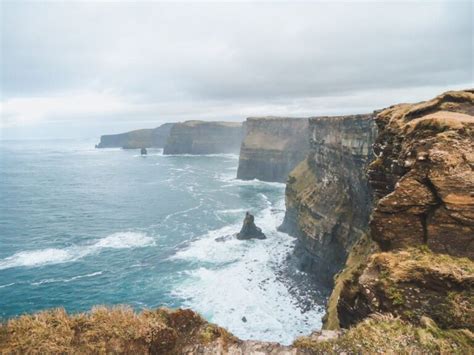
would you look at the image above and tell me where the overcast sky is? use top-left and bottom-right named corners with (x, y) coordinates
top-left (1, 0), bottom-right (472, 139)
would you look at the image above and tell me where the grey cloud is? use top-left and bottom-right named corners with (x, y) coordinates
top-left (0, 0), bottom-right (472, 138)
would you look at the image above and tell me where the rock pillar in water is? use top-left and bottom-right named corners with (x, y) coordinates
top-left (237, 212), bottom-right (266, 240)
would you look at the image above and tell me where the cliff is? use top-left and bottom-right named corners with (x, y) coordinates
top-left (96, 123), bottom-right (174, 149)
top-left (163, 121), bottom-right (244, 155)
top-left (3, 91), bottom-right (473, 354)
top-left (280, 114), bottom-right (376, 285)
top-left (325, 90), bottom-right (474, 334)
top-left (236, 117), bottom-right (309, 182)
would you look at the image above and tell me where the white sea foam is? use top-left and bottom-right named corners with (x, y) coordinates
top-left (217, 173), bottom-right (286, 189)
top-left (215, 208), bottom-right (247, 215)
top-left (31, 271), bottom-right (103, 286)
top-left (0, 282), bottom-right (15, 289)
top-left (0, 232), bottom-right (155, 270)
top-left (171, 198), bottom-right (324, 345)
top-left (92, 232), bottom-right (154, 249)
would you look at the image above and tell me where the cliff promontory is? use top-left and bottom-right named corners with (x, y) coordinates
top-left (163, 121), bottom-right (244, 155)
top-left (96, 123), bottom-right (174, 149)
top-left (324, 90), bottom-right (474, 334)
top-left (280, 114), bottom-right (376, 285)
top-left (237, 117), bottom-right (309, 182)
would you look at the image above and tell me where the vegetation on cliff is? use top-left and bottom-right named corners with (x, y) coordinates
top-left (281, 114), bottom-right (376, 285)
top-left (295, 314), bottom-right (473, 354)
top-left (0, 307), bottom-right (236, 354)
top-left (323, 90), bottom-right (474, 354)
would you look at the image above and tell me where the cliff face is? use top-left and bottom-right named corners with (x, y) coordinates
top-left (328, 90), bottom-right (474, 331)
top-left (163, 121), bottom-right (244, 155)
top-left (281, 114), bottom-right (376, 285)
top-left (96, 123), bottom-right (174, 149)
top-left (236, 117), bottom-right (309, 182)
top-left (368, 91), bottom-right (474, 257)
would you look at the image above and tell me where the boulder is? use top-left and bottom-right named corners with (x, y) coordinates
top-left (141, 148), bottom-right (147, 155)
top-left (237, 212), bottom-right (266, 240)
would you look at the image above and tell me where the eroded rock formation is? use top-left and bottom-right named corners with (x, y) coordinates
top-left (96, 123), bottom-right (174, 149)
top-left (327, 90), bottom-right (474, 333)
top-left (368, 91), bottom-right (474, 257)
top-left (236, 212), bottom-right (266, 240)
top-left (163, 121), bottom-right (244, 155)
top-left (237, 117), bottom-right (309, 182)
top-left (280, 114), bottom-right (376, 285)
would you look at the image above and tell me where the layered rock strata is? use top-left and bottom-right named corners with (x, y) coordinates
top-left (281, 114), bottom-right (376, 285)
top-left (368, 91), bottom-right (474, 257)
top-left (237, 117), bottom-right (309, 182)
top-left (327, 90), bottom-right (474, 332)
top-left (163, 121), bottom-right (244, 155)
top-left (96, 123), bottom-right (174, 149)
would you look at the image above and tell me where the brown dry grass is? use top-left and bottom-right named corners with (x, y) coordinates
top-left (0, 306), bottom-right (234, 354)
top-left (295, 315), bottom-right (474, 354)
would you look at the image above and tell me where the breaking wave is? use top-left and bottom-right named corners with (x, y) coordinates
top-left (0, 232), bottom-right (155, 270)
top-left (170, 198), bottom-right (324, 345)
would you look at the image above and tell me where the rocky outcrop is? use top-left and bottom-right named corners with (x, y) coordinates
top-left (368, 90), bottom-right (474, 257)
top-left (326, 90), bottom-right (474, 332)
top-left (237, 117), bottom-right (309, 182)
top-left (236, 212), bottom-right (266, 240)
top-left (337, 248), bottom-right (474, 329)
top-left (96, 123), bottom-right (174, 149)
top-left (280, 114), bottom-right (376, 285)
top-left (163, 121), bottom-right (244, 155)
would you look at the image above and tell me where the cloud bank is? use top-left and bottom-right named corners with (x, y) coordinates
top-left (1, 1), bottom-right (472, 138)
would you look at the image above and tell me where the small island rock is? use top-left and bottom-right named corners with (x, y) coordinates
top-left (237, 212), bottom-right (266, 240)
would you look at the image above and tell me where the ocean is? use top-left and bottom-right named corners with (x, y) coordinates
top-left (0, 139), bottom-right (324, 344)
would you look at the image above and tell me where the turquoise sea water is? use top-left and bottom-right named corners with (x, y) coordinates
top-left (0, 139), bottom-right (324, 344)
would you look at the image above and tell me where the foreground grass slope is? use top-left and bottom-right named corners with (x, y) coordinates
top-left (1, 306), bottom-right (473, 354)
top-left (0, 307), bottom-right (235, 354)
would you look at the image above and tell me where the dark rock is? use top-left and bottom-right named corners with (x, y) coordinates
top-left (236, 212), bottom-right (266, 240)
top-left (241, 316), bottom-right (247, 323)
top-left (141, 148), bottom-right (147, 155)
top-left (280, 113), bottom-right (376, 286)
top-left (214, 235), bottom-right (233, 242)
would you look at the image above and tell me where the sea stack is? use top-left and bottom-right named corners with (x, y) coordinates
top-left (237, 212), bottom-right (266, 240)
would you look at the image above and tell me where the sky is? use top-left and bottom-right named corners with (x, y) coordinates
top-left (0, 0), bottom-right (472, 139)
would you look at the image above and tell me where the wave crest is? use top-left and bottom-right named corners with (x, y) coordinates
top-left (0, 232), bottom-right (155, 270)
